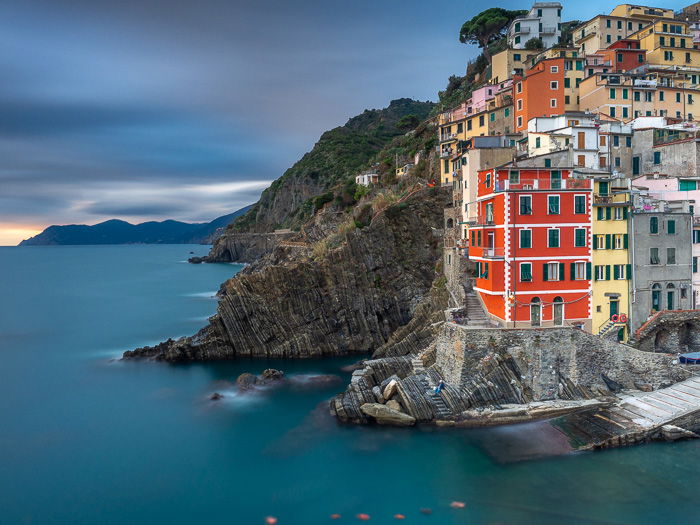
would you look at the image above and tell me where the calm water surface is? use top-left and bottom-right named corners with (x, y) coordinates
top-left (1, 245), bottom-right (698, 525)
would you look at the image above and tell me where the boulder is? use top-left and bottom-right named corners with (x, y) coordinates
top-left (360, 403), bottom-right (416, 426)
top-left (236, 373), bottom-right (259, 390)
top-left (383, 379), bottom-right (398, 400)
top-left (661, 424), bottom-right (699, 442)
top-left (372, 386), bottom-right (385, 404)
top-left (634, 381), bottom-right (653, 392)
top-left (261, 369), bottom-right (285, 381)
top-left (386, 399), bottom-right (402, 412)
top-left (209, 392), bottom-right (223, 400)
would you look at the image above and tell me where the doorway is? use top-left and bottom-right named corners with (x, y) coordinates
top-left (530, 297), bottom-right (541, 327)
top-left (553, 296), bottom-right (564, 326)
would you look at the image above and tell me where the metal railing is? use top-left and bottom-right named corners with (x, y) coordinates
top-left (494, 178), bottom-right (592, 192)
top-left (482, 247), bottom-right (505, 258)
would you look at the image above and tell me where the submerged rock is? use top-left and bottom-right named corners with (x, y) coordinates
top-left (360, 403), bottom-right (416, 426)
top-left (209, 392), bottom-right (223, 400)
top-left (235, 373), bottom-right (259, 390)
top-left (261, 369), bottom-right (285, 381)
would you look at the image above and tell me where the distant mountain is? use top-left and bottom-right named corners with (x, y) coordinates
top-left (18, 206), bottom-right (253, 246)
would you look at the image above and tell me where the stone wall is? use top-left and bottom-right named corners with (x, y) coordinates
top-left (436, 323), bottom-right (688, 399)
top-left (635, 309), bottom-right (700, 352)
top-left (443, 206), bottom-right (467, 308)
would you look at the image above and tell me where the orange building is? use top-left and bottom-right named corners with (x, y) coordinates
top-left (513, 57), bottom-right (584, 132)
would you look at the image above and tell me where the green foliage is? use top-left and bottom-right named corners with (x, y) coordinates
top-left (384, 202), bottom-right (409, 220)
top-left (313, 192), bottom-right (334, 212)
top-left (524, 37), bottom-right (544, 50)
top-left (459, 8), bottom-right (527, 60)
top-left (559, 20), bottom-right (581, 46)
top-left (396, 114), bottom-right (420, 131)
top-left (353, 183), bottom-right (371, 201)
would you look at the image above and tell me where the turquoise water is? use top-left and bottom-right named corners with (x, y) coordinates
top-left (1, 245), bottom-right (699, 525)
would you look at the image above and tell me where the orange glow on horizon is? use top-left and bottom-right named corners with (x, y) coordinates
top-left (0, 225), bottom-right (43, 246)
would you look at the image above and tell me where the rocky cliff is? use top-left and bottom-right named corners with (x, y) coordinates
top-left (124, 186), bottom-right (450, 361)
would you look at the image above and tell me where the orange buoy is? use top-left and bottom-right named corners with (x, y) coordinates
top-left (394, 514), bottom-right (406, 520)
top-left (356, 513), bottom-right (371, 521)
top-left (265, 518), bottom-right (278, 525)
top-left (330, 514), bottom-right (342, 520)
top-left (450, 501), bottom-right (466, 509)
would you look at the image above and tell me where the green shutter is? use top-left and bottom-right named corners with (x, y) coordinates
top-left (623, 234), bottom-right (629, 248)
top-left (597, 207), bottom-right (604, 220)
top-left (626, 264), bottom-right (632, 279)
top-left (543, 263), bottom-right (549, 281)
top-left (592, 235), bottom-right (598, 250)
top-left (586, 262), bottom-right (592, 280)
top-left (570, 262), bottom-right (576, 280)
top-left (605, 265), bottom-right (611, 280)
top-left (613, 265), bottom-right (620, 280)
top-left (605, 234), bottom-right (612, 250)
top-left (623, 207), bottom-right (628, 219)
top-left (606, 207), bottom-right (612, 220)
top-left (559, 263), bottom-right (565, 281)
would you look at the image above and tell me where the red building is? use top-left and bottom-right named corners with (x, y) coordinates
top-left (600, 39), bottom-right (646, 73)
top-left (467, 166), bottom-right (593, 329)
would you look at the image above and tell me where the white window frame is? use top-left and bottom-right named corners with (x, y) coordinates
top-left (517, 82), bottom-right (523, 94)
top-left (547, 228), bottom-right (560, 248)
top-left (548, 195), bottom-right (560, 215)
top-left (574, 194), bottom-right (587, 214)
top-left (574, 261), bottom-right (586, 280)
top-left (517, 116), bottom-right (523, 128)
top-left (517, 98), bottom-right (523, 111)
top-left (551, 66), bottom-right (559, 73)
top-left (614, 234), bottom-right (623, 249)
top-left (574, 228), bottom-right (587, 247)
top-left (595, 265), bottom-right (605, 280)
top-left (520, 262), bottom-right (533, 282)
top-left (615, 264), bottom-right (626, 279)
top-left (550, 98), bottom-right (558, 108)
top-left (614, 207), bottom-right (623, 220)
top-left (547, 261), bottom-right (560, 281)
top-left (594, 235), bottom-right (605, 250)
top-left (519, 195), bottom-right (533, 215)
top-left (519, 228), bottom-right (532, 248)
top-left (550, 81), bottom-right (559, 90)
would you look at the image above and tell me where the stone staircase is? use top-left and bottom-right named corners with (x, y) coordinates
top-left (410, 356), bottom-right (452, 420)
top-left (464, 292), bottom-right (492, 326)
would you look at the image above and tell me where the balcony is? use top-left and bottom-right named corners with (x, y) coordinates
top-left (440, 149), bottom-right (454, 158)
top-left (540, 26), bottom-right (557, 34)
top-left (482, 247), bottom-right (505, 259)
top-left (694, 216), bottom-right (700, 225)
top-left (494, 178), bottom-right (592, 192)
top-left (471, 216), bottom-right (496, 226)
top-left (440, 133), bottom-right (458, 143)
top-left (594, 194), bottom-right (631, 205)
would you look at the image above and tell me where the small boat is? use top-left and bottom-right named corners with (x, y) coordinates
top-left (679, 352), bottom-right (700, 364)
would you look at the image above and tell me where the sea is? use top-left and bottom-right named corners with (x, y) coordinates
top-left (1, 244), bottom-right (699, 525)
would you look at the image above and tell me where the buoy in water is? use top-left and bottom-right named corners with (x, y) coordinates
top-left (450, 501), bottom-right (466, 509)
top-left (394, 514), bottom-right (406, 520)
top-left (356, 513), bottom-right (370, 521)
top-left (419, 508), bottom-right (433, 515)
top-left (265, 518), bottom-right (278, 525)
top-left (330, 514), bottom-right (341, 520)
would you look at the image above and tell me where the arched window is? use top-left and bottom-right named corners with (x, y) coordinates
top-left (652, 283), bottom-right (662, 312)
top-left (446, 218), bottom-right (454, 229)
top-left (667, 283), bottom-right (676, 310)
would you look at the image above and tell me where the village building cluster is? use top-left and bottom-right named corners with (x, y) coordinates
top-left (440, 2), bottom-right (700, 343)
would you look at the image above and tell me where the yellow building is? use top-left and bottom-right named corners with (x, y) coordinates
top-left (491, 48), bottom-right (538, 83)
top-left (609, 4), bottom-right (674, 21)
top-left (573, 15), bottom-right (650, 54)
top-left (630, 20), bottom-right (700, 67)
top-left (591, 175), bottom-right (632, 341)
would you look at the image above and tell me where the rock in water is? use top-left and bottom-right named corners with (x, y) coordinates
top-left (209, 392), bottom-right (223, 400)
top-left (236, 373), bottom-right (259, 390)
top-left (385, 399), bottom-right (402, 412)
top-left (383, 379), bottom-right (398, 400)
top-left (261, 369), bottom-right (285, 381)
top-left (360, 403), bottom-right (416, 426)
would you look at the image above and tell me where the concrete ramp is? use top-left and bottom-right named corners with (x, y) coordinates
top-left (551, 376), bottom-right (700, 450)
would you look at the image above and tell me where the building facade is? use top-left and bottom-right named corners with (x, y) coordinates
top-left (508, 2), bottom-right (563, 50)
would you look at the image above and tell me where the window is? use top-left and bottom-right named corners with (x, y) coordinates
top-left (467, 120), bottom-right (473, 131)
top-left (626, 136), bottom-right (632, 147)
top-left (517, 82), bottom-right (522, 94)
top-left (694, 256), bottom-right (698, 273)
top-left (613, 234), bottom-right (628, 249)
top-left (564, 77), bottom-right (570, 88)
top-left (546, 262), bottom-right (560, 281)
top-left (613, 135), bottom-right (619, 147)
top-left (650, 216), bottom-right (658, 234)
top-left (485, 172), bottom-right (491, 188)
top-left (514, 53), bottom-right (521, 61)
top-left (610, 88), bottom-right (616, 99)
top-left (520, 229), bottom-right (532, 248)
top-left (477, 230), bottom-right (481, 246)
top-left (610, 107), bottom-right (616, 118)
top-left (548, 195), bottom-right (560, 214)
top-left (544, 158), bottom-right (552, 168)
top-left (509, 170), bottom-right (519, 184)
top-left (574, 195), bottom-right (586, 214)
top-left (550, 98), bottom-right (557, 108)
top-left (575, 228), bottom-right (586, 247)
top-left (551, 66), bottom-right (559, 74)
top-left (639, 53), bottom-right (645, 63)
top-left (519, 195), bottom-right (532, 215)
top-left (606, 19), bottom-right (611, 28)
top-left (668, 247), bottom-right (676, 265)
top-left (595, 265), bottom-right (606, 280)
top-left (490, 112), bottom-right (495, 122)
top-left (535, 137), bottom-right (541, 148)
top-left (600, 135), bottom-right (607, 147)
top-left (520, 263), bottom-right (532, 282)
top-left (622, 107), bottom-right (629, 119)
top-left (479, 115), bottom-right (485, 126)
top-left (550, 81), bottom-right (558, 90)
top-left (485, 203), bottom-right (494, 223)
top-left (613, 264), bottom-right (625, 280)
top-left (614, 207), bottom-right (626, 220)
top-left (653, 151), bottom-right (661, 164)
top-left (457, 122), bottom-right (463, 133)
top-left (680, 179), bottom-right (698, 191)
top-left (650, 247), bottom-right (660, 264)
top-left (515, 36), bottom-right (521, 45)
top-left (677, 92), bottom-right (682, 103)
top-left (517, 116), bottom-right (523, 128)
top-left (634, 91), bottom-right (641, 101)
top-left (617, 20), bottom-right (622, 30)
top-left (574, 262), bottom-right (587, 280)
top-left (615, 157), bottom-right (621, 167)
top-left (504, 107), bottom-right (510, 117)
top-left (668, 220), bottom-right (676, 234)
top-left (444, 160), bottom-right (449, 173)
top-left (548, 229), bottom-right (560, 248)
top-left (659, 91), bottom-right (665, 101)
top-left (617, 53), bottom-right (623, 63)
top-left (622, 89), bottom-right (628, 100)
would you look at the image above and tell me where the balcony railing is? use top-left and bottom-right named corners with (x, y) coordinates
top-left (471, 216), bottom-right (495, 226)
top-left (440, 133), bottom-right (458, 143)
top-left (440, 149), bottom-right (454, 158)
top-left (540, 26), bottom-right (557, 34)
top-left (482, 247), bottom-right (505, 259)
top-left (513, 27), bottom-right (531, 35)
top-left (493, 178), bottom-right (592, 192)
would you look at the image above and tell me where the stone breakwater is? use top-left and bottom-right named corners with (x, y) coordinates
top-left (331, 323), bottom-right (690, 427)
top-left (123, 189), bottom-right (450, 361)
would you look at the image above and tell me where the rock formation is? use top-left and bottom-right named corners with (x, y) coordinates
top-left (123, 187), bottom-right (450, 361)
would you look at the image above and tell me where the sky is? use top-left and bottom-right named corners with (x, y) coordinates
top-left (0, 0), bottom-right (690, 245)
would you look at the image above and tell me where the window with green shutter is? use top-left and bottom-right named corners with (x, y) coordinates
top-left (605, 265), bottom-right (611, 280)
top-left (599, 181), bottom-right (609, 196)
top-left (605, 234), bottom-right (612, 250)
top-left (650, 216), bottom-right (658, 234)
top-left (668, 220), bottom-right (676, 234)
top-left (548, 229), bottom-right (560, 248)
top-left (606, 207), bottom-right (612, 220)
top-left (575, 195), bottom-right (586, 214)
top-left (679, 180), bottom-right (698, 191)
top-left (626, 264), bottom-right (632, 279)
top-left (548, 195), bottom-right (560, 214)
top-left (575, 228), bottom-right (586, 247)
top-left (597, 207), bottom-right (604, 220)
top-left (521, 263), bottom-right (532, 282)
top-left (653, 151), bottom-right (661, 164)
top-left (520, 229), bottom-right (532, 248)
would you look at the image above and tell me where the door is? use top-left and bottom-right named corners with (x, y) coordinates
top-left (530, 299), bottom-right (541, 327)
top-left (578, 131), bottom-right (585, 149)
top-left (487, 232), bottom-right (494, 248)
top-left (550, 171), bottom-right (562, 189)
top-left (609, 299), bottom-right (619, 319)
top-left (668, 291), bottom-right (675, 310)
top-left (553, 298), bottom-right (564, 326)
top-left (633, 156), bottom-right (640, 175)
top-left (652, 286), bottom-right (661, 312)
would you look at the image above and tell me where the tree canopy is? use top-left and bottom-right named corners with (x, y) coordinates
top-left (524, 37), bottom-right (544, 50)
top-left (459, 8), bottom-right (527, 62)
